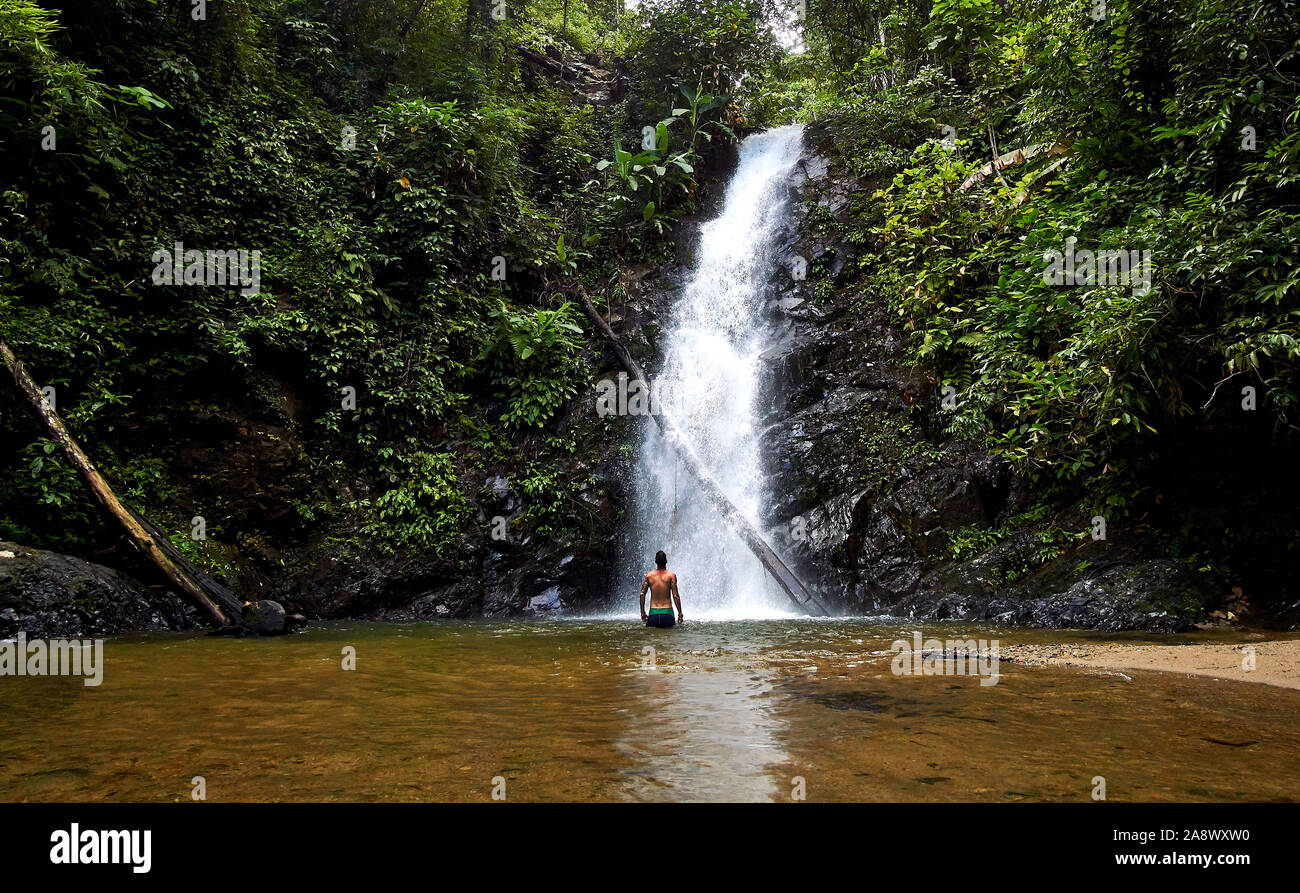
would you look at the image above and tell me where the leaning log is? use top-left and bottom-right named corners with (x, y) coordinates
top-left (579, 297), bottom-right (830, 616)
top-left (517, 44), bottom-right (569, 78)
top-left (958, 140), bottom-right (1071, 192)
top-left (0, 339), bottom-right (243, 626)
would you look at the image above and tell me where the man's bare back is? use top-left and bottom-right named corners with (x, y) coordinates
top-left (640, 551), bottom-right (682, 627)
top-left (644, 569), bottom-right (676, 608)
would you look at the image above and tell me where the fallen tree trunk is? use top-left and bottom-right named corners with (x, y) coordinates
top-left (578, 297), bottom-right (830, 616)
top-left (517, 44), bottom-right (569, 78)
top-left (959, 140), bottom-right (1071, 192)
top-left (0, 339), bottom-right (243, 627)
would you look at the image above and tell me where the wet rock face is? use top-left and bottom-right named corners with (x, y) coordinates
top-left (897, 556), bottom-right (1223, 632)
top-left (240, 338), bottom-right (626, 623)
top-left (0, 542), bottom-right (202, 638)
top-left (304, 467), bottom-right (617, 624)
top-left (751, 124), bottom-right (1227, 631)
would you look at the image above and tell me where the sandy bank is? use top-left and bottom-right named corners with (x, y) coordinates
top-left (1000, 637), bottom-right (1300, 690)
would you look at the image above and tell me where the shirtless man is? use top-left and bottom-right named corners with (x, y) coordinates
top-left (639, 550), bottom-right (683, 628)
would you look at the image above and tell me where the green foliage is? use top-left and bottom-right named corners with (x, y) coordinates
top-left (947, 504), bottom-right (1075, 575)
top-left (512, 434), bottom-right (605, 540)
top-left (626, 0), bottom-right (781, 124)
top-left (947, 523), bottom-right (1005, 562)
top-left (593, 83), bottom-right (725, 234)
top-left (790, 0), bottom-right (1300, 592)
top-left (0, 0), bottom-right (642, 561)
top-left (811, 0), bottom-right (1300, 511)
top-left (480, 300), bottom-right (587, 428)
top-left (360, 450), bottom-right (471, 553)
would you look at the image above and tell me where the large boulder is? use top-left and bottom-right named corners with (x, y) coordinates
top-left (0, 542), bottom-right (201, 638)
top-left (241, 599), bottom-right (287, 635)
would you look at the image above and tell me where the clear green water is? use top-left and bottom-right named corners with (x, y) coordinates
top-left (1, 619), bottom-right (1296, 802)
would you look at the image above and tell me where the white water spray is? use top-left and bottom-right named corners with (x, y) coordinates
top-left (622, 125), bottom-right (805, 619)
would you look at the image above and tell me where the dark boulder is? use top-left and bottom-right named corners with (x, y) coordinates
top-left (898, 555), bottom-right (1223, 632)
top-left (0, 541), bottom-right (201, 638)
top-left (241, 599), bottom-right (287, 635)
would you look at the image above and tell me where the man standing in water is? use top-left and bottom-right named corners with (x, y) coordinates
top-left (640, 550), bottom-right (683, 628)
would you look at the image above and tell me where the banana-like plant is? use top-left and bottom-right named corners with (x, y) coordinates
top-left (595, 80), bottom-right (726, 233)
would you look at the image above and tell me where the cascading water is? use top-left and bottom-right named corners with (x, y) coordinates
top-left (622, 125), bottom-right (805, 619)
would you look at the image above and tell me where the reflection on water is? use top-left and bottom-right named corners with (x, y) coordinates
top-left (0, 619), bottom-right (1296, 802)
top-left (618, 637), bottom-right (784, 801)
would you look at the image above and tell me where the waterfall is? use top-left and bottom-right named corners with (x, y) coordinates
top-left (622, 124), bottom-right (805, 619)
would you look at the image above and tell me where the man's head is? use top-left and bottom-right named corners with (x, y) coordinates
top-left (655, 550), bottom-right (667, 570)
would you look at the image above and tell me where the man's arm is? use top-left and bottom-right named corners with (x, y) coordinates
top-left (671, 574), bottom-right (683, 622)
top-left (639, 575), bottom-right (649, 622)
